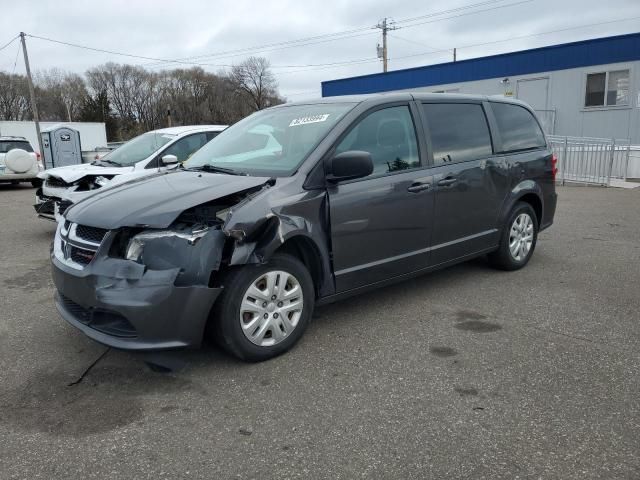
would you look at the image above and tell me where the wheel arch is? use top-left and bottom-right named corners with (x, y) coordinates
top-left (500, 180), bottom-right (544, 228)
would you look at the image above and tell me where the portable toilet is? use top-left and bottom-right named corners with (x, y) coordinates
top-left (41, 124), bottom-right (82, 169)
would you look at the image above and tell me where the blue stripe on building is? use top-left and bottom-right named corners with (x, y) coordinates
top-left (321, 32), bottom-right (640, 97)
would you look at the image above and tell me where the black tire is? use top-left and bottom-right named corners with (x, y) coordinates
top-left (210, 253), bottom-right (315, 362)
top-left (30, 179), bottom-right (42, 188)
top-left (488, 201), bottom-right (538, 271)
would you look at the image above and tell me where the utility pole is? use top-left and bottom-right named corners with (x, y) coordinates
top-left (453, 48), bottom-right (457, 62)
top-left (376, 18), bottom-right (397, 73)
top-left (20, 32), bottom-right (44, 158)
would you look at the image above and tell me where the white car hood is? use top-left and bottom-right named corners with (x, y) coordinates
top-left (39, 163), bottom-right (133, 182)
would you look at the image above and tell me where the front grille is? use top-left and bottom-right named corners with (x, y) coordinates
top-left (56, 221), bottom-right (109, 269)
top-left (69, 245), bottom-right (95, 265)
top-left (59, 294), bottom-right (137, 338)
top-left (58, 200), bottom-right (72, 216)
top-left (46, 177), bottom-right (69, 188)
top-left (75, 225), bottom-right (108, 244)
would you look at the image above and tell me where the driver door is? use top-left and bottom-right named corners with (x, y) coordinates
top-left (327, 104), bottom-right (435, 293)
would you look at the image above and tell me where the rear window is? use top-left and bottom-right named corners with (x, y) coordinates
top-left (491, 102), bottom-right (546, 152)
top-left (422, 103), bottom-right (493, 165)
top-left (0, 141), bottom-right (33, 153)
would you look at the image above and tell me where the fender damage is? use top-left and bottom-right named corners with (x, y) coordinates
top-left (53, 169), bottom-right (332, 349)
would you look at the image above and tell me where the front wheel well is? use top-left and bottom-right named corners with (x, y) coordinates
top-left (517, 193), bottom-right (542, 225)
top-left (275, 237), bottom-right (322, 298)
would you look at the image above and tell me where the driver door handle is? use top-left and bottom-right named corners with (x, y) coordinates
top-left (407, 182), bottom-right (431, 193)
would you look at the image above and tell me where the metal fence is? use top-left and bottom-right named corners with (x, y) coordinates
top-left (547, 135), bottom-right (632, 186)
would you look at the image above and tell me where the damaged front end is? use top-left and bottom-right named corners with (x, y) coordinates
top-left (51, 188), bottom-right (268, 350)
top-left (35, 174), bottom-right (114, 221)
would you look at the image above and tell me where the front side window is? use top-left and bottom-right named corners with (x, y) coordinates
top-left (335, 105), bottom-right (420, 177)
top-left (163, 133), bottom-right (209, 162)
top-left (185, 103), bottom-right (355, 176)
top-left (100, 132), bottom-right (175, 167)
top-left (491, 102), bottom-right (546, 153)
top-left (421, 103), bottom-right (492, 165)
top-left (585, 70), bottom-right (630, 107)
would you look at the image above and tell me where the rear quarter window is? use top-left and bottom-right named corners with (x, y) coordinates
top-left (0, 141), bottom-right (34, 153)
top-left (491, 102), bottom-right (546, 152)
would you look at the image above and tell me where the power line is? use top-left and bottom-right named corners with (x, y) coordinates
top-left (22, 0), bottom-right (533, 73)
top-left (26, 31), bottom-right (379, 70)
top-left (395, 0), bottom-right (533, 30)
top-left (393, 0), bottom-right (513, 24)
top-left (144, 0), bottom-right (528, 67)
top-left (276, 15), bottom-right (640, 77)
top-left (387, 33), bottom-right (442, 52)
top-left (0, 34), bottom-right (19, 53)
top-left (389, 15), bottom-right (640, 63)
top-left (26, 33), bottom-right (236, 68)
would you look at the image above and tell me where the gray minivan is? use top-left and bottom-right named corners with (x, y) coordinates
top-left (51, 93), bottom-right (557, 361)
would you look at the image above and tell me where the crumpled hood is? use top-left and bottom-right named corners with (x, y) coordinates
top-left (65, 170), bottom-right (271, 229)
top-left (38, 163), bottom-right (132, 182)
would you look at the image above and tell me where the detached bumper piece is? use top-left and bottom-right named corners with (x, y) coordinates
top-left (33, 188), bottom-right (56, 220)
top-left (34, 188), bottom-right (73, 221)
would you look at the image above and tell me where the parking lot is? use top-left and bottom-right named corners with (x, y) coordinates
top-left (0, 184), bottom-right (638, 479)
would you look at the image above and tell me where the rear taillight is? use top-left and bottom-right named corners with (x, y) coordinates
top-left (36, 152), bottom-right (41, 160)
top-left (551, 153), bottom-right (558, 181)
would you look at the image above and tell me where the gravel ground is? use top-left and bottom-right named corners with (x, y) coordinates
top-left (0, 183), bottom-right (639, 479)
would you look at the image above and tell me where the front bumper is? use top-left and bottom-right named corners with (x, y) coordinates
top-left (34, 188), bottom-right (72, 221)
top-left (51, 249), bottom-right (223, 351)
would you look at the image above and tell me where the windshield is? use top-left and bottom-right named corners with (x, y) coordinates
top-left (100, 132), bottom-right (175, 167)
top-left (184, 103), bottom-right (355, 176)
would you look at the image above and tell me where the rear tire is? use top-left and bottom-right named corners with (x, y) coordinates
top-left (210, 253), bottom-right (315, 362)
top-left (31, 179), bottom-right (42, 188)
top-left (488, 202), bottom-right (538, 271)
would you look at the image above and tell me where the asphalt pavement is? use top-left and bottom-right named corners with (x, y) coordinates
top-left (0, 183), bottom-right (639, 479)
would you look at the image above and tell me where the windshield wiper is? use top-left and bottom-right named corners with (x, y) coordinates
top-left (184, 164), bottom-right (246, 176)
top-left (96, 159), bottom-right (122, 167)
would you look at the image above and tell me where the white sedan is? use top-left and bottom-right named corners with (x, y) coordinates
top-left (35, 125), bottom-right (226, 220)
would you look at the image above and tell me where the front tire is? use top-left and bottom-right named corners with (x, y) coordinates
top-left (210, 253), bottom-right (315, 362)
top-left (488, 202), bottom-right (538, 271)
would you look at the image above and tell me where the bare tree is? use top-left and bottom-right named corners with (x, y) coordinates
top-left (0, 72), bottom-right (31, 120)
top-left (230, 57), bottom-right (281, 111)
top-left (35, 69), bottom-right (87, 121)
top-left (1, 56), bottom-right (284, 139)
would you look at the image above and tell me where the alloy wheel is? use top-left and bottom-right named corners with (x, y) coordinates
top-left (509, 213), bottom-right (534, 261)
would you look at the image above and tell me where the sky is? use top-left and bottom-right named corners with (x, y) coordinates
top-left (0, 0), bottom-right (639, 101)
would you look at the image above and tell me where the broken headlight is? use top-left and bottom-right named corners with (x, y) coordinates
top-left (93, 176), bottom-right (110, 187)
top-left (125, 227), bottom-right (210, 262)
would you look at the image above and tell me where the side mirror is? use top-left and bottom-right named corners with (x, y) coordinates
top-left (327, 151), bottom-right (373, 182)
top-left (161, 154), bottom-right (179, 165)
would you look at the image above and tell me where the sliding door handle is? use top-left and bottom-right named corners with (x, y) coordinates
top-left (437, 176), bottom-right (457, 187)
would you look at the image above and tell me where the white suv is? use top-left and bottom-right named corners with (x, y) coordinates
top-left (0, 136), bottom-right (42, 186)
top-left (35, 125), bottom-right (226, 220)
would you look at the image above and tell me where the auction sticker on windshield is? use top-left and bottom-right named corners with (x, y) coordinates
top-left (289, 114), bottom-right (330, 127)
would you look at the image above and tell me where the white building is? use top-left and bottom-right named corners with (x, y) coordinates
top-left (322, 33), bottom-right (640, 144)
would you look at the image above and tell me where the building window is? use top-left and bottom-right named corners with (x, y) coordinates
top-left (585, 70), bottom-right (630, 107)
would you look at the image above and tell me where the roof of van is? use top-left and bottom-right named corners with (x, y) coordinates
top-left (281, 91), bottom-right (531, 107)
top-left (150, 125), bottom-right (227, 135)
